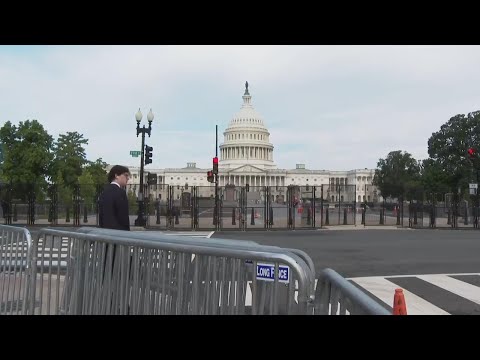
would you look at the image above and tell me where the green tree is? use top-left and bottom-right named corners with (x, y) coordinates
top-left (0, 120), bottom-right (54, 199)
top-left (78, 170), bottom-right (96, 205)
top-left (427, 111), bottom-right (480, 194)
top-left (127, 188), bottom-right (138, 214)
top-left (55, 169), bottom-right (73, 209)
top-left (373, 150), bottom-right (421, 200)
top-left (84, 158), bottom-right (108, 186)
top-left (420, 159), bottom-right (450, 195)
top-left (51, 132), bottom-right (88, 188)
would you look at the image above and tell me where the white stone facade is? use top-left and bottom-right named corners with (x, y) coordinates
top-left (118, 83), bottom-right (379, 203)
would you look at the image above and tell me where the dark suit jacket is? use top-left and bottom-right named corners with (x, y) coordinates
top-left (98, 184), bottom-right (130, 231)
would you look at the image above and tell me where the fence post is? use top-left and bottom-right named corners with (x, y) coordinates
top-left (232, 207), bottom-right (236, 225)
top-left (413, 204), bottom-right (418, 225)
top-left (343, 208), bottom-right (347, 225)
top-left (251, 207), bottom-right (255, 225)
top-left (83, 204), bottom-right (88, 223)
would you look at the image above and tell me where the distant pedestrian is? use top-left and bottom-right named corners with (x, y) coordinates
top-left (98, 165), bottom-right (130, 231)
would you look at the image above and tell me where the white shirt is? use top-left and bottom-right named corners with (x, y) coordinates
top-left (111, 181), bottom-right (121, 188)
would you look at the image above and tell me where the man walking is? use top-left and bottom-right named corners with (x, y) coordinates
top-left (99, 165), bottom-right (131, 231)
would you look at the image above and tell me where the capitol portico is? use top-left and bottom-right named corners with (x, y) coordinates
top-left (124, 82), bottom-right (379, 204)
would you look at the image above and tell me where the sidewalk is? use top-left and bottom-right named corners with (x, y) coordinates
top-left (319, 225), bottom-right (413, 230)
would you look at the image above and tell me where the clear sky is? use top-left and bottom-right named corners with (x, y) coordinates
top-left (1, 45), bottom-right (479, 171)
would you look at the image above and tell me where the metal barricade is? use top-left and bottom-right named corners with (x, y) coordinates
top-left (0, 225), bottom-right (32, 315)
top-left (75, 228), bottom-right (316, 288)
top-left (30, 228), bottom-right (314, 315)
top-left (75, 227), bottom-right (317, 306)
top-left (314, 268), bottom-right (391, 315)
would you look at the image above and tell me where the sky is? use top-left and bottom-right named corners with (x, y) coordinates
top-left (0, 45), bottom-right (479, 171)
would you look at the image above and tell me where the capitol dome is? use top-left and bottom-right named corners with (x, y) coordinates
top-left (219, 82), bottom-right (276, 169)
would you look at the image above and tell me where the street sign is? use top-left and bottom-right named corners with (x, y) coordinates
top-left (469, 183), bottom-right (478, 195)
top-left (130, 150), bottom-right (141, 157)
top-left (256, 263), bottom-right (290, 283)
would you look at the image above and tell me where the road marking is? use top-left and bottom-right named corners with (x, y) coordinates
top-left (417, 274), bottom-right (480, 305)
top-left (350, 276), bottom-right (449, 315)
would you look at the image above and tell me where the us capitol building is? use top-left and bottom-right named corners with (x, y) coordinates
top-left (123, 83), bottom-right (378, 204)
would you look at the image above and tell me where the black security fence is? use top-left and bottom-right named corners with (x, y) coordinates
top-left (2, 182), bottom-right (479, 230)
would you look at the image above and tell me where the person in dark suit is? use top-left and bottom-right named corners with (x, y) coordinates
top-left (98, 165), bottom-right (131, 314)
top-left (99, 165), bottom-right (131, 231)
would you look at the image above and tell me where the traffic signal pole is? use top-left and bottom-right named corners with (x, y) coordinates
top-left (134, 112), bottom-right (153, 227)
top-left (215, 125), bottom-right (219, 230)
top-left (468, 148), bottom-right (479, 228)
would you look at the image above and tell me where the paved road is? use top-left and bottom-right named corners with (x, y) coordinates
top-left (211, 229), bottom-right (480, 314)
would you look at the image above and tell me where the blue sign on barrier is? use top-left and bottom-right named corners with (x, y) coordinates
top-left (256, 263), bottom-right (289, 283)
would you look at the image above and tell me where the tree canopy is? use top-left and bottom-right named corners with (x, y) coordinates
top-left (427, 111), bottom-right (480, 192)
top-left (0, 120), bottom-right (110, 202)
top-left (373, 150), bottom-right (421, 199)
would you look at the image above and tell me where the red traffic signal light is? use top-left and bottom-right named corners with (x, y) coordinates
top-left (213, 156), bottom-right (219, 175)
top-left (207, 170), bottom-right (214, 183)
top-left (468, 148), bottom-right (476, 160)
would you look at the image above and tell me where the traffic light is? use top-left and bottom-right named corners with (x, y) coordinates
top-left (145, 145), bottom-right (153, 165)
top-left (207, 170), bottom-right (214, 183)
top-left (468, 148), bottom-right (476, 161)
top-left (147, 173), bottom-right (157, 186)
top-left (213, 156), bottom-right (219, 175)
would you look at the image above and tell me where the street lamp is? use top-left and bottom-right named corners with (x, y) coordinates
top-left (134, 108), bottom-right (154, 227)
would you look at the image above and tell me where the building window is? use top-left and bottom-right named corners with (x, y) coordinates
top-left (314, 179), bottom-right (317, 181)
top-left (177, 177), bottom-right (180, 180)
top-left (171, 177), bottom-right (173, 180)
top-left (186, 178), bottom-right (188, 180)
top-left (194, 178), bottom-right (196, 180)
top-left (134, 174), bottom-right (137, 179)
top-left (306, 179), bottom-right (309, 181)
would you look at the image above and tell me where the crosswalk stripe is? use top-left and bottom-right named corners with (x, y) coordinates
top-left (417, 275), bottom-right (480, 306)
top-left (350, 276), bottom-right (449, 315)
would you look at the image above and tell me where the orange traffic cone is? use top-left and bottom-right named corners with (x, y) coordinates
top-left (393, 288), bottom-right (407, 315)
